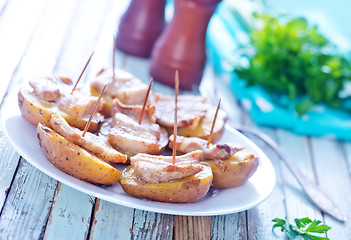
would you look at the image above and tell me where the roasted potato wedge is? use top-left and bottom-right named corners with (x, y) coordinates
top-left (18, 86), bottom-right (103, 132)
top-left (177, 107), bottom-right (227, 143)
top-left (37, 123), bottom-right (121, 185)
top-left (120, 164), bottom-right (213, 203)
top-left (91, 87), bottom-right (114, 117)
top-left (205, 149), bottom-right (258, 188)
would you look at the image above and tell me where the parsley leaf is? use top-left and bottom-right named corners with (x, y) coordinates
top-left (272, 217), bottom-right (331, 240)
top-left (233, 14), bottom-right (351, 115)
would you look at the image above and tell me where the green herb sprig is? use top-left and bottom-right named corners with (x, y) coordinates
top-left (234, 14), bottom-right (351, 115)
top-left (272, 217), bottom-right (331, 240)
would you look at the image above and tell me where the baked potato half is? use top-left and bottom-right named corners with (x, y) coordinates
top-left (90, 87), bottom-right (114, 117)
top-left (120, 164), bottom-right (213, 203)
top-left (206, 149), bottom-right (258, 188)
top-left (177, 107), bottom-right (227, 143)
top-left (18, 86), bottom-right (103, 132)
top-left (37, 123), bottom-right (121, 185)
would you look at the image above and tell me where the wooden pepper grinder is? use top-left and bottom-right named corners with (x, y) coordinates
top-left (150, 0), bottom-right (221, 90)
top-left (116, 0), bottom-right (166, 58)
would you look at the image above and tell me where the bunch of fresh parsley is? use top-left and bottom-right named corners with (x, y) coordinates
top-left (233, 14), bottom-right (351, 115)
top-left (272, 217), bottom-right (331, 240)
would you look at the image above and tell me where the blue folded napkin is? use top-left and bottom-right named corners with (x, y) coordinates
top-left (206, 2), bottom-right (351, 141)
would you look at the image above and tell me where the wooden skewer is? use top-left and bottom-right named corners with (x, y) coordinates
top-left (172, 70), bottom-right (179, 165)
top-left (207, 99), bottom-right (221, 147)
top-left (71, 52), bottom-right (94, 95)
top-left (82, 84), bottom-right (107, 137)
top-left (138, 78), bottom-right (153, 124)
top-left (112, 35), bottom-right (116, 83)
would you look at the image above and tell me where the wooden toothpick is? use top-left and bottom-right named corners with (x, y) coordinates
top-left (82, 84), bottom-right (107, 137)
top-left (207, 99), bottom-right (221, 147)
top-left (138, 78), bottom-right (153, 124)
top-left (172, 70), bottom-right (179, 165)
top-left (112, 35), bottom-right (116, 83)
top-left (71, 51), bottom-right (94, 95)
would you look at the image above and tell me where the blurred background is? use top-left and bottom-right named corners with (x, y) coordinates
top-left (262, 0), bottom-right (350, 50)
top-left (205, 0), bottom-right (351, 140)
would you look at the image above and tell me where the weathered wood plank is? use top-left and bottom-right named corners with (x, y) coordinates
top-left (174, 215), bottom-right (211, 240)
top-left (40, 0), bottom-right (127, 238)
top-left (246, 150), bottom-right (286, 239)
top-left (124, 56), bottom-right (151, 83)
top-left (210, 212), bottom-right (247, 240)
top-left (53, 0), bottom-right (112, 79)
top-left (276, 130), bottom-right (323, 221)
top-left (82, 0), bottom-right (136, 238)
top-left (240, 92), bottom-right (324, 237)
top-left (118, 28), bottom-right (177, 240)
top-left (213, 71), bottom-right (327, 239)
top-left (78, 1), bottom-right (137, 238)
top-left (1, 0), bottom-right (108, 238)
top-left (0, 0), bottom-right (48, 101)
top-left (86, 0), bottom-right (130, 79)
top-left (215, 77), bottom-right (285, 240)
top-left (208, 72), bottom-right (243, 124)
top-left (243, 118), bottom-right (286, 239)
top-left (43, 183), bottom-right (94, 240)
top-left (0, 133), bottom-right (20, 210)
top-left (131, 210), bottom-right (173, 240)
top-left (89, 199), bottom-right (134, 240)
top-left (343, 142), bottom-right (351, 184)
top-left (0, 0), bottom-right (79, 238)
top-left (123, 54), bottom-right (175, 96)
top-left (0, 159), bottom-right (57, 239)
top-left (2, 0), bottom-right (79, 100)
top-left (204, 72), bottom-right (249, 240)
top-left (311, 137), bottom-right (351, 239)
top-left (0, 0), bottom-right (9, 16)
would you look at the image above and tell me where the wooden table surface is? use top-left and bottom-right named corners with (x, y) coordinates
top-left (0, 0), bottom-right (350, 239)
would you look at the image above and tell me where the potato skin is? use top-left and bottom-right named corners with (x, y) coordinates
top-left (120, 165), bottom-right (213, 203)
top-left (205, 150), bottom-right (258, 188)
top-left (176, 108), bottom-right (227, 143)
top-left (18, 87), bottom-right (103, 132)
top-left (37, 123), bottom-right (121, 185)
top-left (90, 87), bottom-right (114, 117)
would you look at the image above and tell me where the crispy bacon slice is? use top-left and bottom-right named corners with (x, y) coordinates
top-left (130, 150), bottom-right (204, 183)
top-left (111, 98), bottom-right (156, 123)
top-left (58, 92), bottom-right (103, 118)
top-left (154, 94), bottom-right (210, 129)
top-left (29, 75), bottom-right (103, 119)
top-left (169, 135), bottom-right (244, 160)
top-left (29, 75), bottom-right (72, 102)
top-left (90, 68), bottom-right (149, 105)
top-left (108, 112), bottom-right (168, 156)
top-left (107, 99), bottom-right (168, 156)
top-left (50, 113), bottom-right (127, 163)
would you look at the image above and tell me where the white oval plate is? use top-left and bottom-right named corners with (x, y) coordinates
top-left (1, 96), bottom-right (275, 216)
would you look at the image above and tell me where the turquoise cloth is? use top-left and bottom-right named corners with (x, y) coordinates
top-left (206, 3), bottom-right (351, 141)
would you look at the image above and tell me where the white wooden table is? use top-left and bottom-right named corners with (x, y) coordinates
top-left (0, 0), bottom-right (350, 239)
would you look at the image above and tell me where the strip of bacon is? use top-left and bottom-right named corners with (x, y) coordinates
top-left (108, 112), bottom-right (168, 156)
top-left (154, 94), bottom-right (211, 129)
top-left (50, 113), bottom-right (127, 163)
top-left (169, 135), bottom-right (244, 160)
top-left (29, 75), bottom-right (72, 102)
top-left (130, 150), bottom-right (204, 183)
top-left (91, 68), bottom-right (149, 105)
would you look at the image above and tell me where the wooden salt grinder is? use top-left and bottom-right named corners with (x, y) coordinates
top-left (116, 0), bottom-right (167, 58)
top-left (150, 0), bottom-right (221, 90)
